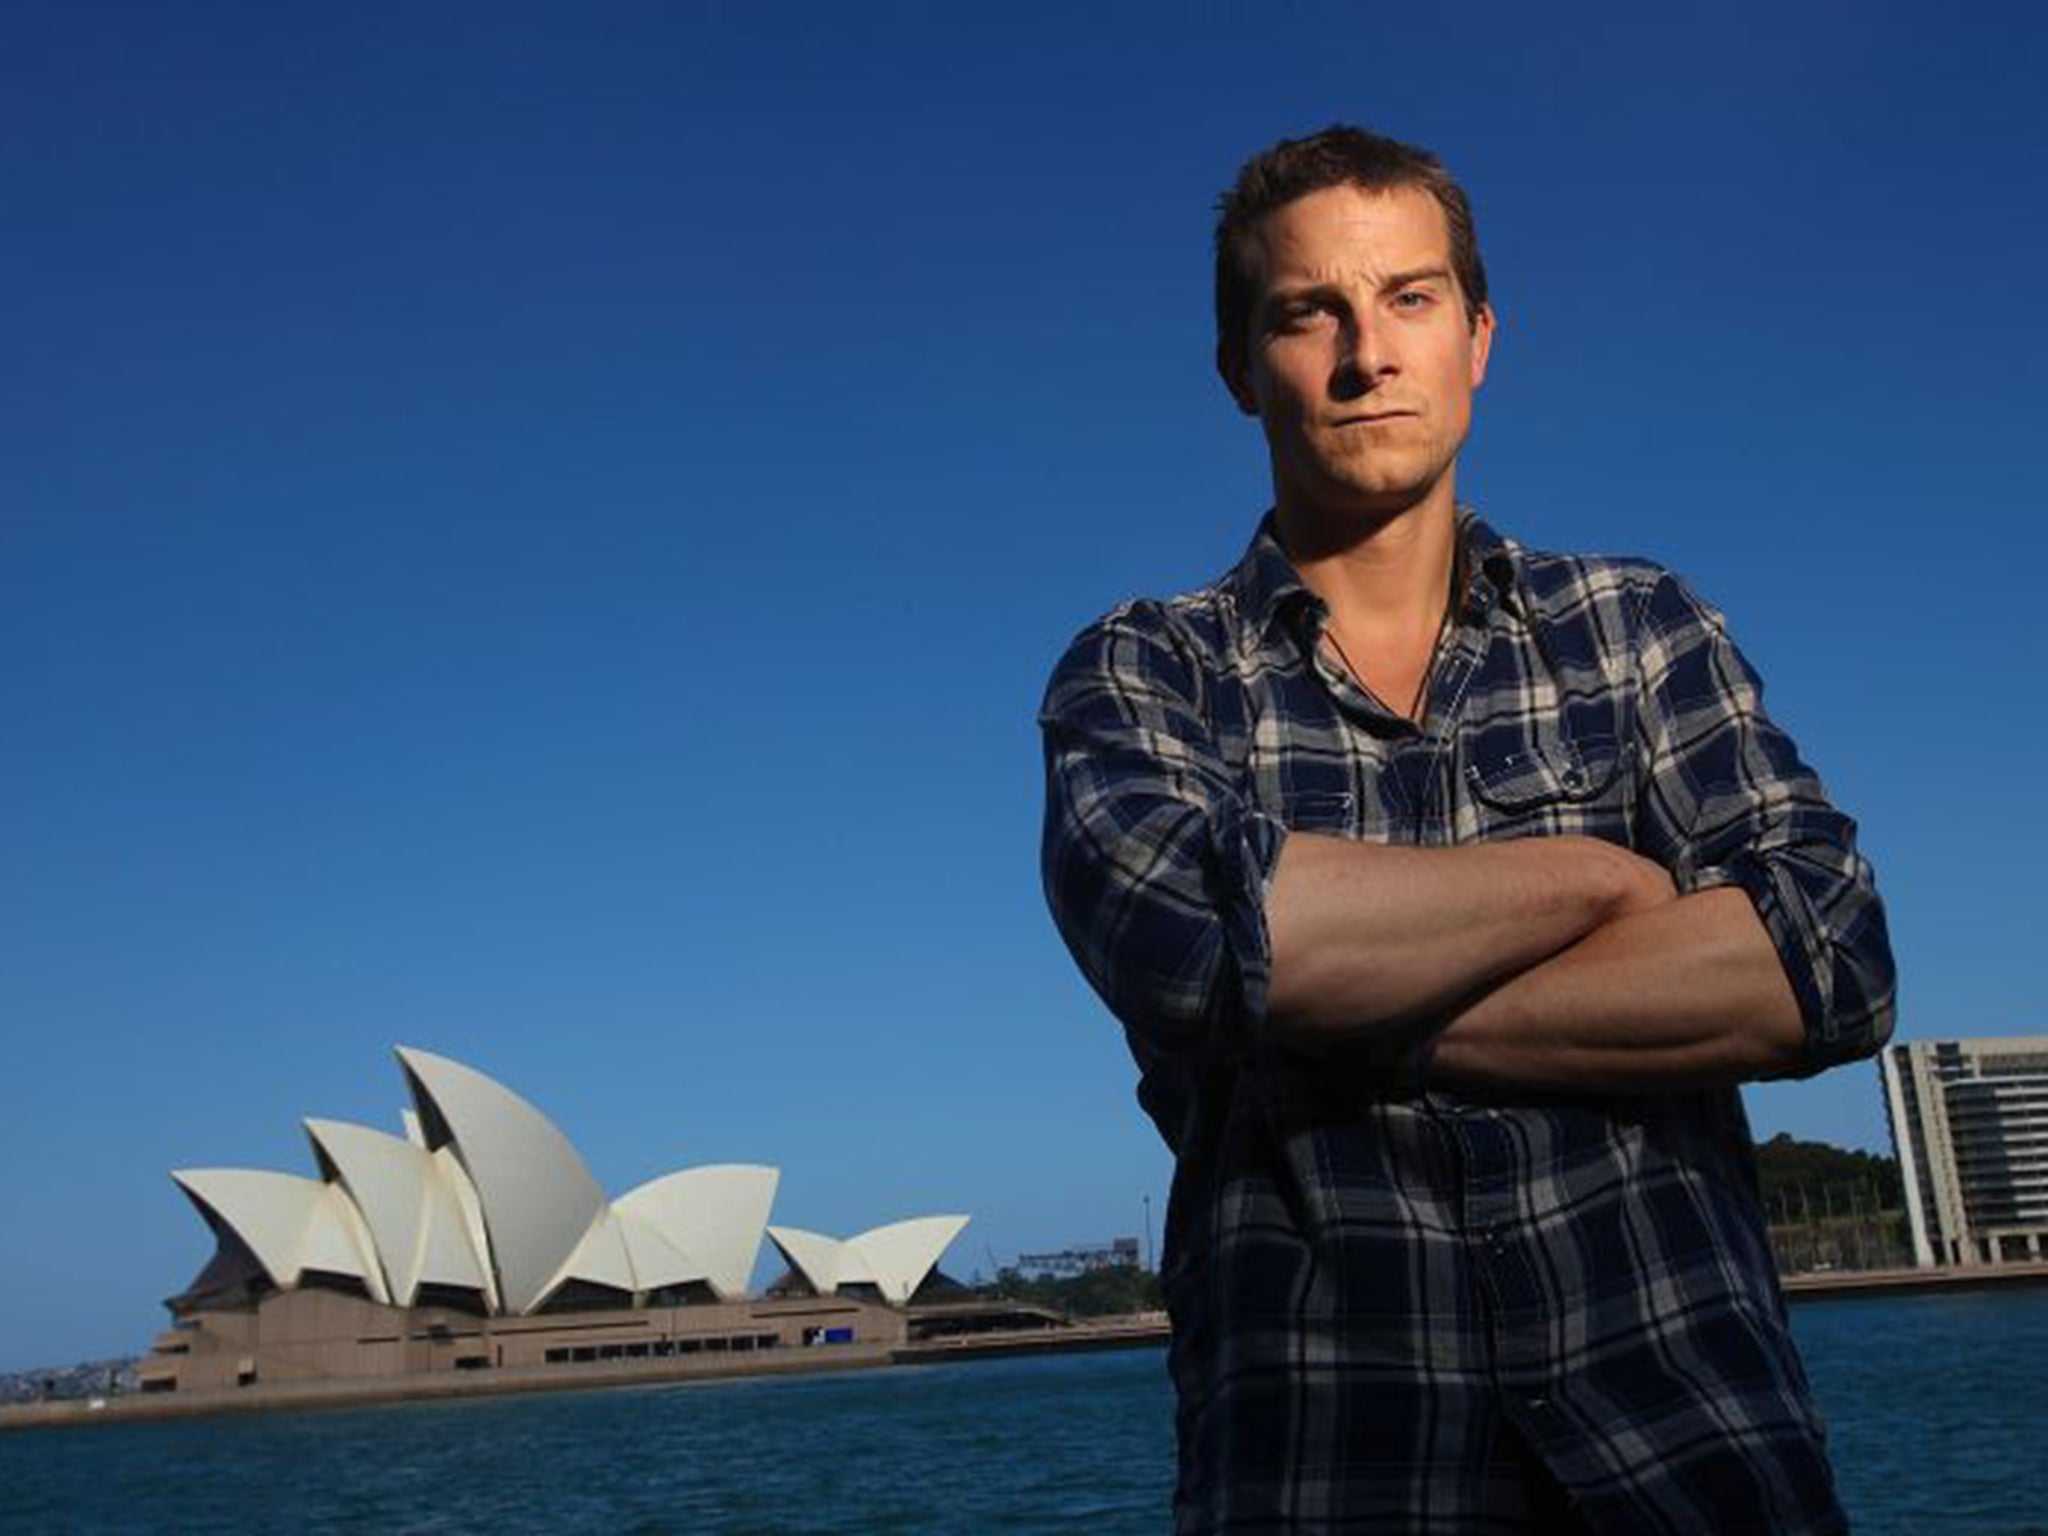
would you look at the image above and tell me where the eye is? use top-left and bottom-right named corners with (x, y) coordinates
top-left (1391, 289), bottom-right (1435, 312)
top-left (1270, 298), bottom-right (1336, 334)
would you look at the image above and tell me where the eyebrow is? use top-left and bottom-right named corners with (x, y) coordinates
top-left (1262, 265), bottom-right (1456, 309)
top-left (1380, 265), bottom-right (1454, 293)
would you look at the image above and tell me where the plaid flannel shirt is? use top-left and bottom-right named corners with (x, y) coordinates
top-left (1040, 514), bottom-right (1895, 1534)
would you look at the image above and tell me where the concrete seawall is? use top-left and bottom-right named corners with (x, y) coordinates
top-left (0, 1317), bottom-right (1175, 1432)
top-left (0, 1341), bottom-right (902, 1431)
top-left (898, 1314), bottom-right (1170, 1364)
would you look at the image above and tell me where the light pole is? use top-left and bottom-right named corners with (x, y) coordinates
top-left (1143, 1193), bottom-right (1154, 1272)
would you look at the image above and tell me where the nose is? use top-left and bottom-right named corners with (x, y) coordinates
top-left (1332, 312), bottom-right (1396, 399)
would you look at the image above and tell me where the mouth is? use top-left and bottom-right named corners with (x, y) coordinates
top-left (1331, 410), bottom-right (1417, 427)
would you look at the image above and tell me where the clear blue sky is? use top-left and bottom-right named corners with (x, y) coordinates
top-left (4, 1), bottom-right (2044, 1373)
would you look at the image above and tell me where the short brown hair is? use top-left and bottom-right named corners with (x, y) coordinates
top-left (1214, 125), bottom-right (1489, 378)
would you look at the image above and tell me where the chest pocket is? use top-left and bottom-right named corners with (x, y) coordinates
top-left (1465, 734), bottom-right (1625, 839)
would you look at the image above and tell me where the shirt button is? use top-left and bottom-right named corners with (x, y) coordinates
top-left (1526, 1396), bottom-right (1548, 1413)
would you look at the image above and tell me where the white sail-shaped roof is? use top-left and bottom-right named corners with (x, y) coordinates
top-left (303, 1119), bottom-right (490, 1306)
top-left (428, 1155), bottom-right (499, 1310)
top-left (767, 1225), bottom-right (848, 1295)
top-left (615, 1165), bottom-right (779, 1300)
top-left (172, 1169), bottom-right (387, 1302)
top-left (396, 1046), bottom-right (606, 1314)
top-left (615, 1208), bottom-right (704, 1293)
top-left (854, 1216), bottom-right (971, 1303)
top-left (159, 1048), bottom-right (1007, 1322)
top-left (768, 1214), bottom-right (969, 1305)
top-left (543, 1206), bottom-right (640, 1300)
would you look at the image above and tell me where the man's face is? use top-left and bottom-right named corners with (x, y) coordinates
top-left (1225, 183), bottom-right (1494, 524)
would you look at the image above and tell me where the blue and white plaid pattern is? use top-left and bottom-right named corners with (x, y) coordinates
top-left (1041, 515), bottom-right (1894, 1534)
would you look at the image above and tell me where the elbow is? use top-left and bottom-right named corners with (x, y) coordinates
top-left (1817, 905), bottom-right (1898, 1065)
top-left (1781, 938), bottom-right (1898, 1079)
top-left (1799, 990), bottom-right (1897, 1076)
top-left (1072, 941), bottom-right (1219, 1056)
top-left (1058, 905), bottom-right (1259, 1058)
top-left (1740, 861), bottom-right (1896, 1079)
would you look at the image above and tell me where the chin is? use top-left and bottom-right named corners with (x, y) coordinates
top-left (1338, 452), bottom-right (1456, 503)
top-left (1275, 450), bottom-right (1454, 526)
top-left (1328, 468), bottom-right (1437, 509)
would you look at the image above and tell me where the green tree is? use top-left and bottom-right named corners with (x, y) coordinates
top-left (978, 1264), bottom-right (1162, 1317)
top-left (1753, 1133), bottom-right (1903, 1213)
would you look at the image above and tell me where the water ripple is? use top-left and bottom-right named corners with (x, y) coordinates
top-left (7, 1294), bottom-right (2046, 1534)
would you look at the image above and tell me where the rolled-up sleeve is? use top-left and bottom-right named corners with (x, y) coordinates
top-left (1040, 607), bottom-right (1284, 1055)
top-left (1631, 574), bottom-right (1897, 1073)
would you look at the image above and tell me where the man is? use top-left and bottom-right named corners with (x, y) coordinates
top-left (1040, 126), bottom-right (1894, 1534)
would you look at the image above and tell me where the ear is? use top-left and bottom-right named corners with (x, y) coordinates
top-left (1468, 303), bottom-right (1496, 390)
top-left (1216, 342), bottom-right (1259, 417)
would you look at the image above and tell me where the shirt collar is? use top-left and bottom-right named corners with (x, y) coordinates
top-left (1231, 509), bottom-right (1522, 643)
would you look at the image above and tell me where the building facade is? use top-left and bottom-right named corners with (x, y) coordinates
top-left (1881, 1036), bottom-right (2048, 1268)
top-left (141, 1046), bottom-right (969, 1396)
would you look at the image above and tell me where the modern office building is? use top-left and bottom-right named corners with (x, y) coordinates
top-left (1880, 1036), bottom-right (2048, 1268)
top-left (141, 1046), bottom-right (969, 1395)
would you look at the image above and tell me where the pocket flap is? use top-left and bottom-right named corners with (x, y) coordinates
top-left (1467, 736), bottom-right (1619, 809)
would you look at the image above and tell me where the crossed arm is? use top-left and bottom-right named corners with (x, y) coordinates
top-left (1041, 580), bottom-right (1894, 1097)
top-left (1263, 833), bottom-right (1809, 1091)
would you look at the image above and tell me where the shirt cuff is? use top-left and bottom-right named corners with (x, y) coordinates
top-left (1697, 850), bottom-right (1828, 1053)
top-left (1217, 805), bottom-right (1288, 1041)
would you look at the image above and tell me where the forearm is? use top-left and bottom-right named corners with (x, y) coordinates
top-left (1264, 831), bottom-right (1671, 1046)
top-left (1425, 886), bottom-right (1806, 1092)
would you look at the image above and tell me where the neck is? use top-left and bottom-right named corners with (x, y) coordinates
top-left (1274, 491), bottom-right (1460, 634)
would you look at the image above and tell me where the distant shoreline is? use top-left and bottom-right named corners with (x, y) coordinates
top-left (1778, 1263), bottom-right (2048, 1304)
top-left (11, 1267), bottom-right (2047, 1433)
top-left (0, 1313), bottom-right (1171, 1432)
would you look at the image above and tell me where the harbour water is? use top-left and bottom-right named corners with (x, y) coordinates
top-left (7, 1289), bottom-right (2045, 1534)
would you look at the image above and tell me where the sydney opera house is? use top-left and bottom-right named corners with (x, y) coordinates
top-left (138, 1047), bottom-right (971, 1396)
